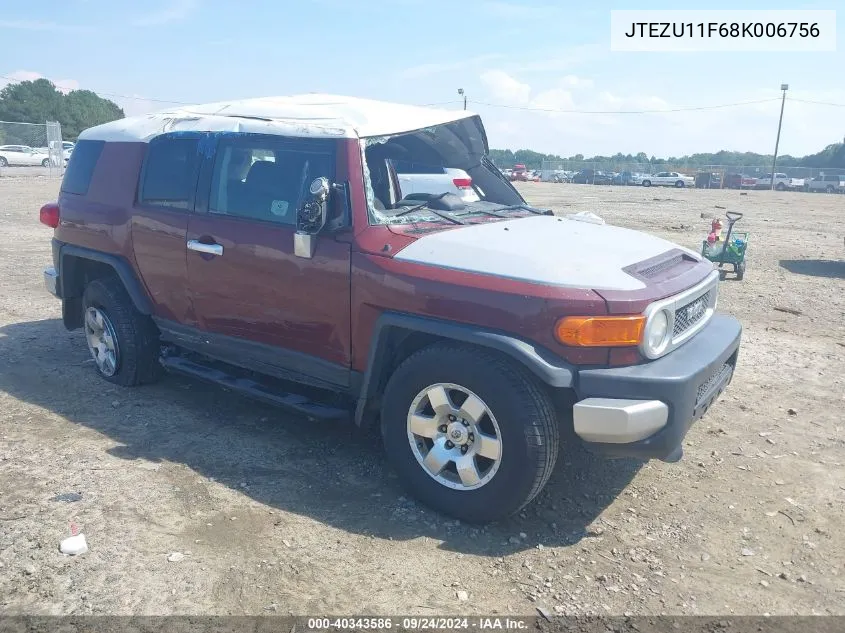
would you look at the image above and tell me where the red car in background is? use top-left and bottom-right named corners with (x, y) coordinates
top-left (509, 165), bottom-right (540, 182)
top-left (724, 173), bottom-right (757, 189)
top-left (509, 164), bottom-right (528, 181)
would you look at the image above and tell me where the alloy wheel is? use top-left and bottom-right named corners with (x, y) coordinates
top-left (406, 383), bottom-right (503, 490)
top-left (84, 306), bottom-right (120, 376)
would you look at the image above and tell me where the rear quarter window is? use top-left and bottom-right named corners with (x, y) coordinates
top-left (139, 136), bottom-right (201, 209)
top-left (60, 140), bottom-right (105, 196)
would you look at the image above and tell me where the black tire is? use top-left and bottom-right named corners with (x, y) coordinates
top-left (775, 182), bottom-right (786, 191)
top-left (642, 180), bottom-right (651, 187)
top-left (826, 185), bottom-right (835, 193)
top-left (0, 157), bottom-right (7, 167)
top-left (380, 343), bottom-right (559, 523)
top-left (736, 261), bottom-right (746, 281)
top-left (41, 158), bottom-right (50, 167)
top-left (675, 180), bottom-right (684, 188)
top-left (82, 277), bottom-right (162, 386)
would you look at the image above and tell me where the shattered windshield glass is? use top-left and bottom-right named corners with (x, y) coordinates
top-left (361, 121), bottom-right (536, 226)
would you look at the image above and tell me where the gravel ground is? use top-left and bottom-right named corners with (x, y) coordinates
top-left (0, 176), bottom-right (843, 616)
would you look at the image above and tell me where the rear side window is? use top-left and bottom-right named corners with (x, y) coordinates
top-left (61, 140), bottom-right (104, 196)
top-left (139, 137), bottom-right (200, 209)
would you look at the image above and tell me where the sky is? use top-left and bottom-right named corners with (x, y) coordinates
top-left (1, 0), bottom-right (843, 158)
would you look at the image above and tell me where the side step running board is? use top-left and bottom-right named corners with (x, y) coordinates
top-left (160, 356), bottom-right (350, 421)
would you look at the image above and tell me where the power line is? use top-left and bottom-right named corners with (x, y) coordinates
top-left (4, 73), bottom-right (844, 113)
top-left (467, 97), bottom-right (781, 114)
top-left (789, 97), bottom-right (845, 108)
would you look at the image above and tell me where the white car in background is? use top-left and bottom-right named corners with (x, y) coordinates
top-left (0, 145), bottom-right (52, 167)
top-left (393, 160), bottom-right (481, 202)
top-left (640, 171), bottom-right (695, 188)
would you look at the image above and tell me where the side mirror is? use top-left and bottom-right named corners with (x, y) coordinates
top-left (294, 177), bottom-right (330, 259)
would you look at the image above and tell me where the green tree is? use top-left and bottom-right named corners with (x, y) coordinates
top-left (0, 78), bottom-right (124, 141)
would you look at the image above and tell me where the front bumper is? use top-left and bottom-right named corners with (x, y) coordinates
top-left (44, 266), bottom-right (60, 298)
top-left (573, 313), bottom-right (741, 462)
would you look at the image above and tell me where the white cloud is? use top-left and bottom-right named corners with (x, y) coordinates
top-left (559, 75), bottom-right (593, 89)
top-left (1, 70), bottom-right (80, 94)
top-left (398, 54), bottom-right (507, 80)
top-left (479, 70), bottom-right (531, 104)
top-left (133, 0), bottom-right (200, 26)
top-left (475, 69), bottom-right (845, 157)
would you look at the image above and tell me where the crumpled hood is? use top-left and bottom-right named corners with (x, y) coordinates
top-left (392, 215), bottom-right (701, 291)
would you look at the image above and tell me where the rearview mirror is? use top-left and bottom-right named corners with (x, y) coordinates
top-left (294, 177), bottom-right (331, 259)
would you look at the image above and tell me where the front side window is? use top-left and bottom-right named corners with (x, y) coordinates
top-left (139, 137), bottom-right (200, 209)
top-left (209, 137), bottom-right (335, 226)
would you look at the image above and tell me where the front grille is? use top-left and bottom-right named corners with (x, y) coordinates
top-left (673, 290), bottom-right (712, 338)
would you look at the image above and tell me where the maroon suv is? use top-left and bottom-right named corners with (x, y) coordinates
top-left (41, 95), bottom-right (741, 523)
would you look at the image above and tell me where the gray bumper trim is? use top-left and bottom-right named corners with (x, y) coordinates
top-left (574, 313), bottom-right (741, 461)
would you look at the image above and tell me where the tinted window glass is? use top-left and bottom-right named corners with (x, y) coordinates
top-left (60, 140), bottom-right (104, 196)
top-left (209, 138), bottom-right (335, 226)
top-left (139, 137), bottom-right (200, 209)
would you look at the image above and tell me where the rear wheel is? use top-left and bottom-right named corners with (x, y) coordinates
top-left (380, 343), bottom-right (559, 523)
top-left (642, 180), bottom-right (651, 187)
top-left (41, 158), bottom-right (50, 167)
top-left (675, 180), bottom-right (685, 188)
top-left (775, 182), bottom-right (786, 191)
top-left (736, 261), bottom-right (746, 281)
top-left (82, 277), bottom-right (162, 386)
top-left (826, 185), bottom-right (835, 193)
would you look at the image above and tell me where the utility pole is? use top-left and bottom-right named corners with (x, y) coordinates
top-left (771, 84), bottom-right (788, 191)
top-left (457, 88), bottom-right (466, 110)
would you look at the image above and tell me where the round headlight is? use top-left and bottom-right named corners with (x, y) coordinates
top-left (645, 310), bottom-right (670, 356)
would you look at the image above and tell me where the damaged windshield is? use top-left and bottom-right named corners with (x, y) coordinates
top-left (362, 119), bottom-right (543, 226)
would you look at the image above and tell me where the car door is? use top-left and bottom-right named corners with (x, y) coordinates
top-left (186, 133), bottom-right (353, 378)
top-left (131, 133), bottom-right (198, 325)
top-left (6, 146), bottom-right (25, 166)
top-left (21, 147), bottom-right (37, 166)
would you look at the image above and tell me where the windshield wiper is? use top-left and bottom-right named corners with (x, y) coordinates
top-left (392, 195), bottom-right (466, 225)
top-left (493, 204), bottom-right (553, 215)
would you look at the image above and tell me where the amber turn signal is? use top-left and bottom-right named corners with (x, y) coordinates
top-left (555, 315), bottom-right (645, 347)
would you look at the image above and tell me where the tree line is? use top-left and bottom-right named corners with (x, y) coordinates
top-left (0, 78), bottom-right (124, 143)
top-left (489, 143), bottom-right (845, 171)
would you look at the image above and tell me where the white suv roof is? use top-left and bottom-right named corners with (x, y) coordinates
top-left (79, 94), bottom-right (482, 144)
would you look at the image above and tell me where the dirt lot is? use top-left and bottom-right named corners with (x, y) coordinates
top-left (0, 175), bottom-right (843, 616)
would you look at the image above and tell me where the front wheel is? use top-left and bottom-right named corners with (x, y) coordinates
top-left (826, 185), bottom-right (835, 193)
top-left (0, 157), bottom-right (7, 167)
top-left (736, 261), bottom-right (746, 281)
top-left (380, 344), bottom-right (559, 523)
top-left (642, 180), bottom-right (651, 187)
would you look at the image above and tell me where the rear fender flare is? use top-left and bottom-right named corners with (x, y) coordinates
top-left (59, 243), bottom-right (152, 315)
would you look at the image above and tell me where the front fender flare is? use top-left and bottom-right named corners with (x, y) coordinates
top-left (354, 312), bottom-right (574, 425)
